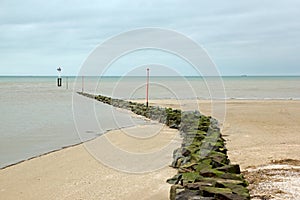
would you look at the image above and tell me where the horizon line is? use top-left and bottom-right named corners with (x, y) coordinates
top-left (1, 75), bottom-right (300, 77)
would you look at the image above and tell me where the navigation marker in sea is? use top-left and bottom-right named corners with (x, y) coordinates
top-left (57, 67), bottom-right (62, 87)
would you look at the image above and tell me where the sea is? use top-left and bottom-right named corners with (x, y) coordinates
top-left (0, 76), bottom-right (299, 168)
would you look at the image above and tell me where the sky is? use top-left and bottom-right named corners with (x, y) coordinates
top-left (0, 0), bottom-right (300, 76)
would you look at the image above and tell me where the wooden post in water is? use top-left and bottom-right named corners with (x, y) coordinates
top-left (82, 76), bottom-right (84, 93)
top-left (146, 68), bottom-right (149, 107)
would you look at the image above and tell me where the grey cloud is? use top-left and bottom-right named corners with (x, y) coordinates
top-left (0, 0), bottom-right (299, 75)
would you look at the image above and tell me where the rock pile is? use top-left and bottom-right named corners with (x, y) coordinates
top-left (78, 92), bottom-right (250, 200)
top-left (167, 111), bottom-right (250, 200)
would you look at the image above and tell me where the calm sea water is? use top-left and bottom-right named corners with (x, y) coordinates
top-left (0, 76), bottom-right (299, 168)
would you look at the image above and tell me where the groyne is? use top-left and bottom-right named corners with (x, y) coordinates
top-left (78, 92), bottom-right (250, 200)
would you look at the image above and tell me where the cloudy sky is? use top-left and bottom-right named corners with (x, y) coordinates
top-left (0, 0), bottom-right (299, 76)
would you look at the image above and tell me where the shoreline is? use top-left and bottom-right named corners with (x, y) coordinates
top-left (0, 141), bottom-right (88, 170)
top-left (0, 108), bottom-right (151, 170)
top-left (1, 99), bottom-right (299, 170)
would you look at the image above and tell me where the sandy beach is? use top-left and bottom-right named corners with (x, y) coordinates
top-left (139, 99), bottom-right (300, 199)
top-left (1, 100), bottom-right (300, 199)
top-left (0, 124), bottom-right (181, 200)
top-left (143, 99), bottom-right (300, 169)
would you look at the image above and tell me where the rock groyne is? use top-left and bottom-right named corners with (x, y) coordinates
top-left (78, 92), bottom-right (250, 200)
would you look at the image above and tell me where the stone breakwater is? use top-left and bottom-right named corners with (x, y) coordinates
top-left (78, 92), bottom-right (250, 200)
